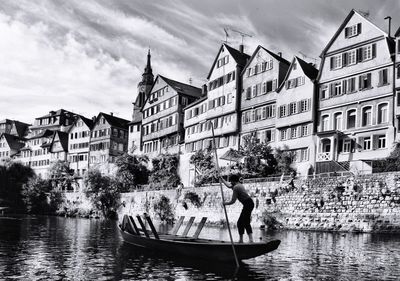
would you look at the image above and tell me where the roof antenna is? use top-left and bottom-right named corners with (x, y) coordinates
top-left (358, 10), bottom-right (370, 18)
top-left (188, 77), bottom-right (193, 85)
top-left (298, 51), bottom-right (317, 65)
top-left (223, 28), bottom-right (229, 44)
top-left (230, 28), bottom-right (253, 45)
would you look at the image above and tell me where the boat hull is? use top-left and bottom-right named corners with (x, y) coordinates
top-left (119, 227), bottom-right (280, 262)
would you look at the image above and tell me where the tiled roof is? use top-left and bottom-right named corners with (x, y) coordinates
top-left (296, 57), bottom-right (318, 80)
top-left (1, 133), bottom-right (25, 152)
top-left (99, 112), bottom-right (130, 129)
top-left (224, 44), bottom-right (250, 66)
top-left (160, 75), bottom-right (202, 98)
top-left (36, 109), bottom-right (77, 119)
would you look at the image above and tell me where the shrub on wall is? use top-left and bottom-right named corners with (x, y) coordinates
top-left (184, 191), bottom-right (202, 208)
top-left (115, 153), bottom-right (150, 191)
top-left (153, 195), bottom-right (175, 224)
top-left (189, 149), bottom-right (218, 186)
top-left (150, 154), bottom-right (180, 188)
top-left (84, 169), bottom-right (122, 219)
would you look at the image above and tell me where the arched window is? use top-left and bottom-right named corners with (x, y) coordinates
top-left (347, 109), bottom-right (356, 129)
top-left (362, 106), bottom-right (372, 126)
top-left (377, 103), bottom-right (388, 124)
top-left (334, 112), bottom-right (343, 130)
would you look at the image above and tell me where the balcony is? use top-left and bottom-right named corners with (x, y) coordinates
top-left (317, 152), bottom-right (331, 161)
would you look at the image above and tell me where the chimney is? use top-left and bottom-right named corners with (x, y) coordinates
top-left (239, 44), bottom-right (244, 53)
top-left (110, 112), bottom-right (114, 116)
top-left (202, 84), bottom-right (208, 96)
top-left (92, 116), bottom-right (96, 122)
top-left (278, 52), bottom-right (282, 57)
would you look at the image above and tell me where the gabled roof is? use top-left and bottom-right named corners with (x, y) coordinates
top-left (1, 133), bottom-right (25, 152)
top-left (28, 129), bottom-right (54, 140)
top-left (50, 131), bottom-right (69, 152)
top-left (11, 120), bottom-right (30, 138)
top-left (207, 44), bottom-right (250, 79)
top-left (142, 75), bottom-right (202, 110)
top-left (96, 112), bottom-right (130, 129)
top-left (242, 45), bottom-right (290, 75)
top-left (277, 56), bottom-right (318, 92)
top-left (320, 9), bottom-right (388, 57)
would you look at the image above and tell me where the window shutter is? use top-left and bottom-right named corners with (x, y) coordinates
top-left (359, 75), bottom-right (363, 90)
top-left (344, 27), bottom-right (349, 38)
top-left (357, 48), bottom-right (363, 62)
top-left (372, 135), bottom-right (378, 150)
top-left (272, 79), bottom-right (277, 91)
top-left (357, 23), bottom-right (362, 35)
top-left (342, 80), bottom-right (347, 94)
top-left (330, 57), bottom-right (334, 70)
top-left (372, 43), bottom-right (376, 58)
top-left (285, 81), bottom-right (289, 89)
top-left (329, 83), bottom-right (334, 97)
top-left (209, 100), bottom-right (213, 109)
top-left (246, 87), bottom-right (251, 99)
top-left (342, 53), bottom-right (347, 67)
top-left (378, 70), bottom-right (383, 86)
top-left (297, 101), bottom-right (301, 113)
top-left (358, 137), bottom-right (364, 151)
top-left (367, 73), bottom-right (372, 88)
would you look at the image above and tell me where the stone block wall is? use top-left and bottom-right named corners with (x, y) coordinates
top-left (118, 172), bottom-right (400, 233)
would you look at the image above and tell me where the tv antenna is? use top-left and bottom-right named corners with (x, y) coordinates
top-left (357, 10), bottom-right (370, 18)
top-left (230, 28), bottom-right (253, 44)
top-left (298, 51), bottom-right (317, 65)
top-left (223, 28), bottom-right (229, 44)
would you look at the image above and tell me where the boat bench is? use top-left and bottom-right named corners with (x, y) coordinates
top-left (121, 214), bottom-right (207, 240)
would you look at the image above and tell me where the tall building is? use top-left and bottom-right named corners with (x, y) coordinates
top-left (142, 75), bottom-right (202, 158)
top-left (183, 43), bottom-right (249, 185)
top-left (89, 112), bottom-right (129, 174)
top-left (275, 57), bottom-right (318, 176)
top-left (128, 50), bottom-right (154, 154)
top-left (316, 10), bottom-right (395, 174)
top-left (240, 45), bottom-right (290, 146)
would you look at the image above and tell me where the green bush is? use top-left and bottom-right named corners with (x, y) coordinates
top-left (153, 195), bottom-right (175, 224)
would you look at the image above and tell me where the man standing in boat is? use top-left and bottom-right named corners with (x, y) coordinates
top-left (219, 174), bottom-right (254, 243)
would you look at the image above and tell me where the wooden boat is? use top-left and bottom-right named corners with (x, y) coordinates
top-left (119, 214), bottom-right (281, 262)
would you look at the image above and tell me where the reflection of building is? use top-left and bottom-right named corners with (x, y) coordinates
top-left (129, 50), bottom-right (154, 154)
top-left (240, 45), bottom-right (290, 147)
top-left (142, 75), bottom-right (202, 158)
top-left (275, 56), bottom-right (318, 176)
top-left (316, 10), bottom-right (395, 174)
top-left (89, 112), bottom-right (129, 174)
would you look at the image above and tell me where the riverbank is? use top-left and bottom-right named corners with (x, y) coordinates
top-left (58, 172), bottom-right (400, 233)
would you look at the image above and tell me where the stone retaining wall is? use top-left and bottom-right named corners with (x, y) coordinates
top-left (118, 172), bottom-right (400, 233)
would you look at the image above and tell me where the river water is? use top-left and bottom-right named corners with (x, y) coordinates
top-left (0, 216), bottom-right (399, 280)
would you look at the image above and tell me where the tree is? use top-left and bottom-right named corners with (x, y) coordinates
top-left (384, 142), bottom-right (400, 172)
top-left (21, 177), bottom-right (52, 214)
top-left (48, 160), bottom-right (75, 191)
top-left (84, 169), bottom-right (122, 219)
top-left (189, 148), bottom-right (218, 186)
top-left (239, 133), bottom-right (277, 177)
top-left (274, 146), bottom-right (297, 175)
top-left (0, 160), bottom-right (35, 211)
top-left (153, 195), bottom-right (175, 224)
top-left (115, 153), bottom-right (149, 191)
top-left (150, 154), bottom-right (180, 188)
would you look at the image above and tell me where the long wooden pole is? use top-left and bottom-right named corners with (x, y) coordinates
top-left (210, 123), bottom-right (240, 268)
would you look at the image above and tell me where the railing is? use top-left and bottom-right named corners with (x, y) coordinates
top-left (317, 152), bottom-right (331, 161)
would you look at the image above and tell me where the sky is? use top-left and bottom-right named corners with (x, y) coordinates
top-left (1, 0), bottom-right (400, 124)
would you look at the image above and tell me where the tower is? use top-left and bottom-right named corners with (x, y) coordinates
top-left (135, 49), bottom-right (154, 108)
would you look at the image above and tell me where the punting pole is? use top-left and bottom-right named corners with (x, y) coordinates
top-left (210, 123), bottom-right (240, 268)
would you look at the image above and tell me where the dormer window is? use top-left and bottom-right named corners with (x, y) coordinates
top-left (345, 23), bottom-right (361, 38)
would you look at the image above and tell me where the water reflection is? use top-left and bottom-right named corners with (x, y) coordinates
top-left (1, 216), bottom-right (400, 280)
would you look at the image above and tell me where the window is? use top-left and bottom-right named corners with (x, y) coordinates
top-left (332, 81), bottom-right (342, 96)
top-left (330, 54), bottom-right (342, 69)
top-left (300, 148), bottom-right (309, 162)
top-left (281, 129), bottom-right (288, 140)
top-left (346, 77), bottom-right (356, 93)
top-left (279, 105), bottom-right (287, 118)
top-left (334, 113), bottom-right (343, 130)
top-left (320, 85), bottom-right (329, 99)
top-left (378, 68), bottom-right (389, 86)
top-left (363, 137), bottom-right (371, 150)
top-left (347, 110), bottom-right (356, 129)
top-left (347, 50), bottom-right (356, 65)
top-left (343, 139), bottom-right (352, 153)
top-left (362, 45), bottom-right (372, 61)
top-left (345, 23), bottom-right (361, 38)
top-left (378, 135), bottom-right (386, 149)
top-left (301, 124), bottom-right (310, 136)
top-left (300, 99), bottom-right (311, 112)
top-left (322, 115), bottom-right (329, 131)
top-left (289, 102), bottom-right (297, 115)
top-left (377, 104), bottom-right (388, 124)
top-left (359, 73), bottom-right (371, 90)
top-left (362, 107), bottom-right (372, 126)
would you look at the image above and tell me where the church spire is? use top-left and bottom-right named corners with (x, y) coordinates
top-left (143, 48), bottom-right (153, 83)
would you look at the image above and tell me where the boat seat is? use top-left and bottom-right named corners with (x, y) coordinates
top-left (171, 216), bottom-right (185, 235)
top-left (193, 217), bottom-right (207, 239)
